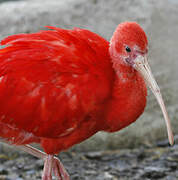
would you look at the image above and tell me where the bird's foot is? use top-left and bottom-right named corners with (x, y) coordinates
top-left (53, 157), bottom-right (70, 180)
top-left (5, 143), bottom-right (70, 180)
top-left (42, 155), bottom-right (70, 180)
top-left (42, 155), bottom-right (54, 180)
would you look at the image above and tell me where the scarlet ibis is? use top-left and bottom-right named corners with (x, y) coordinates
top-left (0, 22), bottom-right (174, 180)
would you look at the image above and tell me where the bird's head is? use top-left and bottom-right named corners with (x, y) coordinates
top-left (110, 22), bottom-right (174, 145)
top-left (109, 22), bottom-right (148, 67)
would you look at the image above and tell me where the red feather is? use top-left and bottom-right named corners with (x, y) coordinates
top-left (0, 27), bottom-right (115, 153)
top-left (0, 23), bottom-right (150, 155)
top-left (0, 22), bottom-right (173, 180)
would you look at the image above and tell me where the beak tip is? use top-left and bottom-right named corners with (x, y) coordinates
top-left (169, 142), bottom-right (174, 147)
top-left (168, 131), bottom-right (174, 146)
top-left (169, 137), bottom-right (174, 146)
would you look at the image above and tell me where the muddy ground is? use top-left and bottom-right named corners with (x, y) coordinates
top-left (0, 137), bottom-right (178, 180)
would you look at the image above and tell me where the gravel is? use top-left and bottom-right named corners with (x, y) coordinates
top-left (0, 138), bottom-right (178, 180)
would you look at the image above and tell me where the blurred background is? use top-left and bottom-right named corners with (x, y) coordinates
top-left (0, 0), bottom-right (178, 151)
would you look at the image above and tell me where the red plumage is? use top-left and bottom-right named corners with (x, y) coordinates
top-left (0, 22), bottom-right (173, 180)
top-left (0, 25), bottom-right (147, 154)
top-left (0, 27), bottom-right (115, 152)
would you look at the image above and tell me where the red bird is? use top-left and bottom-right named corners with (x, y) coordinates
top-left (0, 22), bottom-right (174, 180)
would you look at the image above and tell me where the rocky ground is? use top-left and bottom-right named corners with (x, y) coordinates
top-left (0, 137), bottom-right (177, 180)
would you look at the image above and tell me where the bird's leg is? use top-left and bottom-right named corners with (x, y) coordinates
top-left (0, 140), bottom-right (70, 180)
top-left (42, 154), bottom-right (54, 180)
top-left (18, 144), bottom-right (46, 159)
top-left (53, 158), bottom-right (70, 180)
top-left (18, 145), bottom-right (70, 180)
top-left (18, 145), bottom-right (56, 180)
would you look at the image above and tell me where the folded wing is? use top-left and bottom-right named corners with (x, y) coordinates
top-left (0, 27), bottom-right (114, 140)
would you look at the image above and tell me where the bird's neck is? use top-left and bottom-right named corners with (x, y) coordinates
top-left (103, 62), bottom-right (147, 132)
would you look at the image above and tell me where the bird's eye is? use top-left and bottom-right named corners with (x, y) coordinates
top-left (125, 46), bottom-right (131, 53)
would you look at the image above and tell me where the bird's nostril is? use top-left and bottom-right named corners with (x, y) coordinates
top-left (125, 58), bottom-right (133, 66)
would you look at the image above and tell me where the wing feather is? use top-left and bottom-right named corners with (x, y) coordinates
top-left (0, 27), bottom-right (114, 139)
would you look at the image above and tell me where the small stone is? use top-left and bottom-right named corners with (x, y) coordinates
top-left (103, 172), bottom-right (113, 179)
top-left (156, 139), bottom-right (170, 147)
top-left (85, 151), bottom-right (103, 160)
top-left (85, 170), bottom-right (97, 175)
top-left (0, 169), bottom-right (8, 175)
top-left (26, 170), bottom-right (35, 175)
top-left (15, 178), bottom-right (23, 180)
top-left (142, 166), bottom-right (167, 178)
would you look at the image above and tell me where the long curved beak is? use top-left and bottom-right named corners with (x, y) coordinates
top-left (133, 55), bottom-right (174, 146)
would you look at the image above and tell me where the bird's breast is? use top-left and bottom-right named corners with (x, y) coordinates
top-left (103, 71), bottom-right (147, 132)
